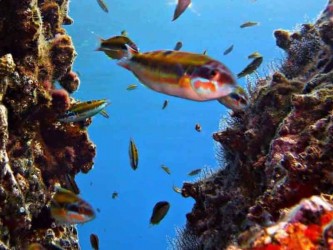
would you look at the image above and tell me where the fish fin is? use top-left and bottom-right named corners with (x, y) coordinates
top-left (124, 43), bottom-right (138, 58)
top-left (99, 110), bottom-right (109, 118)
top-left (178, 75), bottom-right (191, 89)
top-left (117, 44), bottom-right (138, 68)
top-left (95, 35), bottom-right (106, 51)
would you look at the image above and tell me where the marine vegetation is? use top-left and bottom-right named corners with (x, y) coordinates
top-left (0, 0), bottom-right (96, 249)
top-left (173, 0), bottom-right (333, 249)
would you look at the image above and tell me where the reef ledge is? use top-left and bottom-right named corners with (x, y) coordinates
top-left (0, 0), bottom-right (96, 249)
top-left (173, 1), bottom-right (333, 249)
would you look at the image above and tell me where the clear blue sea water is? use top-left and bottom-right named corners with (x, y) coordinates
top-left (65, 0), bottom-right (326, 249)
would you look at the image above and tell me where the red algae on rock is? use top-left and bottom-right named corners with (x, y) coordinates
top-left (0, 0), bottom-right (96, 249)
top-left (175, 1), bottom-right (333, 249)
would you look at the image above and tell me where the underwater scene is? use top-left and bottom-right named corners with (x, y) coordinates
top-left (2, 0), bottom-right (333, 249)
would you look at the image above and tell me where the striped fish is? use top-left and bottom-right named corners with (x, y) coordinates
top-left (129, 138), bottom-right (138, 170)
top-left (97, 35), bottom-right (138, 60)
top-left (218, 86), bottom-right (248, 111)
top-left (117, 47), bottom-right (238, 102)
top-left (50, 187), bottom-right (95, 224)
top-left (58, 99), bottom-right (110, 123)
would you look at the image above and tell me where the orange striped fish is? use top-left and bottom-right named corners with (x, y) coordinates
top-left (50, 187), bottom-right (95, 224)
top-left (117, 46), bottom-right (238, 102)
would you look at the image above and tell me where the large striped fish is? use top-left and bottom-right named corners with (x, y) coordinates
top-left (119, 47), bottom-right (237, 102)
top-left (99, 36), bottom-right (248, 110)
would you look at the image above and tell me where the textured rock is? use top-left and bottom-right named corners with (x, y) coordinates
top-left (0, 0), bottom-right (95, 249)
top-left (175, 1), bottom-right (333, 249)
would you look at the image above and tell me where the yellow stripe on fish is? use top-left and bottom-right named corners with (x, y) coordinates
top-left (118, 49), bottom-right (237, 101)
top-left (129, 138), bottom-right (138, 170)
top-left (59, 99), bottom-right (110, 123)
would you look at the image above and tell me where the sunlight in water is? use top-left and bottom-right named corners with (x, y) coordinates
top-left (166, 0), bottom-right (200, 16)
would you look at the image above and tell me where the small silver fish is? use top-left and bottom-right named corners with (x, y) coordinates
top-left (97, 0), bottom-right (109, 13)
top-left (223, 45), bottom-right (234, 55)
top-left (240, 21), bottom-right (259, 28)
top-left (173, 0), bottom-right (191, 21)
top-left (150, 201), bottom-right (170, 225)
top-left (174, 41), bottom-right (183, 51)
top-left (237, 56), bottom-right (263, 78)
top-left (126, 84), bottom-right (138, 90)
top-left (188, 168), bottom-right (201, 176)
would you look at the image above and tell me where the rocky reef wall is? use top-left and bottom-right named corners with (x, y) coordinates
top-left (176, 1), bottom-right (333, 249)
top-left (0, 0), bottom-right (95, 249)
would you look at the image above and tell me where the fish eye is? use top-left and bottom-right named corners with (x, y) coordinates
top-left (210, 69), bottom-right (218, 77)
top-left (229, 93), bottom-right (241, 101)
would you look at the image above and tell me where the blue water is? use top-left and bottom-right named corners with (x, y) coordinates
top-left (65, 0), bottom-right (326, 249)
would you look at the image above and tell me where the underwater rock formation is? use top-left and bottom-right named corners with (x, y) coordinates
top-left (0, 0), bottom-right (95, 249)
top-left (177, 1), bottom-right (333, 249)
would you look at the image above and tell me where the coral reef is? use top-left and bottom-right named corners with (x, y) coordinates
top-left (0, 0), bottom-right (95, 249)
top-left (176, 1), bottom-right (333, 249)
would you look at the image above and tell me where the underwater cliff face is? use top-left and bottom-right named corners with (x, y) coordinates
top-left (0, 0), bottom-right (95, 249)
top-left (177, 0), bottom-right (333, 249)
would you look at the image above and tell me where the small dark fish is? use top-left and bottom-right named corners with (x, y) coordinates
top-left (237, 56), bottom-right (263, 78)
top-left (240, 21), bottom-right (259, 28)
top-left (162, 100), bottom-right (169, 110)
top-left (248, 51), bottom-right (262, 59)
top-left (112, 192), bottom-right (118, 199)
top-left (90, 233), bottom-right (99, 250)
top-left (223, 45), bottom-right (234, 55)
top-left (172, 185), bottom-right (182, 194)
top-left (188, 168), bottom-right (201, 176)
top-left (195, 123), bottom-right (201, 132)
top-left (96, 208), bottom-right (101, 213)
top-left (150, 201), bottom-right (170, 225)
top-left (161, 165), bottom-right (171, 175)
top-left (129, 138), bottom-right (139, 170)
top-left (96, 0), bottom-right (109, 13)
top-left (127, 84), bottom-right (138, 90)
top-left (174, 41), bottom-right (183, 51)
top-left (64, 174), bottom-right (80, 194)
top-left (173, 0), bottom-right (191, 21)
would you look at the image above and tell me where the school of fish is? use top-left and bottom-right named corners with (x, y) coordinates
top-left (46, 0), bottom-right (264, 247)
